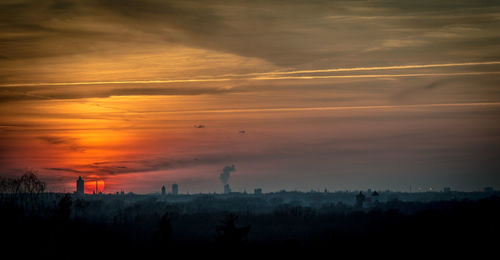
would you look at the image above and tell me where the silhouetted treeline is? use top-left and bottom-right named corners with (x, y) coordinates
top-left (1, 195), bottom-right (499, 257)
top-left (0, 173), bottom-right (498, 257)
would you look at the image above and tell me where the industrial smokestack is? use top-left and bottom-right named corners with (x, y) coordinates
top-left (220, 165), bottom-right (235, 194)
top-left (219, 164), bottom-right (236, 185)
top-left (224, 184), bottom-right (231, 194)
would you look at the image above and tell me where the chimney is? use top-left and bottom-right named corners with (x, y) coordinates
top-left (224, 184), bottom-right (231, 194)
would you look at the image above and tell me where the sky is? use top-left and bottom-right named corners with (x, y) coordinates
top-left (1, 0), bottom-right (500, 193)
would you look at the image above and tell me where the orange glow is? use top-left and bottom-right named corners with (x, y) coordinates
top-left (84, 177), bottom-right (105, 194)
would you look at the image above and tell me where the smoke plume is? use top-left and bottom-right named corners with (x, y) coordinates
top-left (219, 165), bottom-right (236, 185)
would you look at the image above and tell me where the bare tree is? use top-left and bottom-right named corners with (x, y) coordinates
top-left (15, 170), bottom-right (45, 194)
top-left (0, 169), bottom-right (46, 212)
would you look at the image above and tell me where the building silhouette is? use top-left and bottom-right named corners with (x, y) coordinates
top-left (172, 183), bottom-right (178, 195)
top-left (76, 176), bottom-right (84, 195)
top-left (254, 188), bottom-right (262, 195)
top-left (161, 185), bottom-right (166, 195)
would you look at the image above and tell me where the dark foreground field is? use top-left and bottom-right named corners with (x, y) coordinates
top-left (1, 192), bottom-right (499, 258)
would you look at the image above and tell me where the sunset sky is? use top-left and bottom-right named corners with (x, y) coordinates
top-left (1, 0), bottom-right (500, 193)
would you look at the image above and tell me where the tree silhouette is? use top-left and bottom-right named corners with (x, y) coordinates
top-left (215, 213), bottom-right (251, 247)
top-left (153, 212), bottom-right (173, 248)
top-left (356, 192), bottom-right (366, 208)
top-left (57, 194), bottom-right (72, 221)
top-left (0, 170), bottom-right (46, 212)
top-left (16, 170), bottom-right (45, 194)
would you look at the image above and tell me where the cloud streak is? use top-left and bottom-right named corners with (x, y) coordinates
top-left (37, 136), bottom-right (85, 152)
top-left (231, 61), bottom-right (500, 77)
top-left (44, 155), bottom-right (240, 177)
top-left (1, 61), bottom-right (499, 88)
top-left (250, 71), bottom-right (500, 81)
top-left (154, 102), bottom-right (500, 115)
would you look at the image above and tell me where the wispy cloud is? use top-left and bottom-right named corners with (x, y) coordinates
top-left (365, 39), bottom-right (427, 52)
top-left (37, 136), bottom-right (85, 152)
top-left (1, 61), bottom-right (499, 88)
top-left (250, 71), bottom-right (500, 81)
top-left (44, 155), bottom-right (239, 176)
top-left (0, 78), bottom-right (233, 88)
top-left (144, 102), bottom-right (500, 115)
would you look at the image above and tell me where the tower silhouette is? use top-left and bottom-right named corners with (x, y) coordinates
top-left (172, 183), bottom-right (178, 195)
top-left (76, 176), bottom-right (84, 195)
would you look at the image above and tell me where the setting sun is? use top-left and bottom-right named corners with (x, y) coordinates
top-left (84, 177), bottom-right (105, 194)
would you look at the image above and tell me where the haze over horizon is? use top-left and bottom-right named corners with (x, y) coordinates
top-left (1, 0), bottom-right (500, 193)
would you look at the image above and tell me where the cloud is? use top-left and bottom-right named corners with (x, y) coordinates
top-left (37, 136), bottom-right (85, 152)
top-left (3, 60), bottom-right (499, 87)
top-left (44, 155), bottom-right (239, 176)
top-left (1, 60), bottom-right (499, 103)
top-left (0, 85), bottom-right (237, 103)
top-left (0, 1), bottom-right (499, 109)
top-left (37, 136), bottom-right (70, 145)
top-left (2, 0), bottom-right (500, 76)
top-left (391, 78), bottom-right (453, 101)
top-left (365, 39), bottom-right (427, 52)
top-left (45, 167), bottom-right (87, 174)
top-left (249, 71), bottom-right (500, 81)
